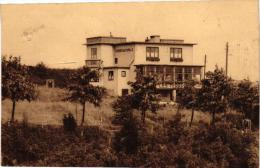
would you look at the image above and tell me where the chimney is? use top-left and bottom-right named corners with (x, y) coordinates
top-left (149, 35), bottom-right (160, 42)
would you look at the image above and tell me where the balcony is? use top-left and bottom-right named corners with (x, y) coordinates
top-left (85, 59), bottom-right (101, 68)
top-left (156, 81), bottom-right (184, 89)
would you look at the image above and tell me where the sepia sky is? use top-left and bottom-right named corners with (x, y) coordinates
top-left (0, 0), bottom-right (259, 81)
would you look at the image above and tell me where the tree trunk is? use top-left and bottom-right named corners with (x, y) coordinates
top-left (81, 102), bottom-right (86, 126)
top-left (176, 104), bottom-right (180, 114)
top-left (211, 110), bottom-right (215, 126)
top-left (141, 110), bottom-right (146, 124)
top-left (11, 100), bottom-right (16, 123)
top-left (189, 108), bottom-right (194, 127)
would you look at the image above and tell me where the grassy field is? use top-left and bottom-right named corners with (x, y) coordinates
top-left (2, 87), bottom-right (211, 128)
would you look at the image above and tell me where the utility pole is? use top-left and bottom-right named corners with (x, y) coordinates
top-left (225, 42), bottom-right (229, 76)
top-left (204, 54), bottom-right (207, 79)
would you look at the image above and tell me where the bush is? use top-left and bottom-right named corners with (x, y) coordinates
top-left (224, 113), bottom-right (244, 129)
top-left (63, 113), bottom-right (77, 132)
top-left (84, 126), bottom-right (110, 146)
top-left (113, 117), bottom-right (140, 154)
top-left (1, 123), bottom-right (113, 166)
top-left (1, 123), bottom-right (63, 165)
top-left (166, 113), bottom-right (189, 145)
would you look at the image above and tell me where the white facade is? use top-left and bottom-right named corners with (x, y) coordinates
top-left (85, 35), bottom-right (203, 99)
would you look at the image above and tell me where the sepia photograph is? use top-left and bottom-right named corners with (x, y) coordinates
top-left (0, 0), bottom-right (259, 167)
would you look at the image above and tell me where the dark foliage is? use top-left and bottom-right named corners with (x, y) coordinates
top-left (28, 62), bottom-right (76, 88)
top-left (63, 113), bottom-right (77, 132)
top-left (229, 80), bottom-right (259, 128)
top-left (2, 122), bottom-right (64, 165)
top-left (113, 117), bottom-right (140, 154)
top-left (197, 67), bottom-right (233, 125)
top-left (64, 66), bottom-right (105, 126)
top-left (1, 116), bottom-right (258, 167)
top-left (2, 56), bottom-right (37, 122)
top-left (1, 123), bottom-right (113, 166)
top-left (177, 80), bottom-right (199, 126)
top-left (127, 74), bottom-right (160, 124)
top-left (112, 95), bottom-right (134, 125)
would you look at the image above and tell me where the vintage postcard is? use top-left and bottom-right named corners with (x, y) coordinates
top-left (1, 0), bottom-right (259, 167)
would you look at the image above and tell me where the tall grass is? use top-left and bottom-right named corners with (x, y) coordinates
top-left (2, 87), bottom-right (211, 128)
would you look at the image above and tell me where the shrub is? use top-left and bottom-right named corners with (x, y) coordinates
top-left (113, 117), bottom-right (140, 154)
top-left (166, 113), bottom-right (188, 145)
top-left (63, 113), bottom-right (77, 132)
top-left (84, 126), bottom-right (110, 146)
top-left (1, 123), bottom-right (61, 165)
top-left (224, 113), bottom-right (244, 129)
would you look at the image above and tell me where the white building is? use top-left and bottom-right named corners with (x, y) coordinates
top-left (85, 35), bottom-right (204, 101)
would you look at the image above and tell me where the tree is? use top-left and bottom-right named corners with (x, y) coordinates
top-left (65, 66), bottom-right (105, 126)
top-left (127, 74), bottom-right (160, 124)
top-left (112, 94), bottom-right (141, 154)
top-left (177, 80), bottom-right (199, 127)
top-left (113, 113), bottom-right (140, 154)
top-left (229, 79), bottom-right (259, 127)
top-left (197, 66), bottom-right (233, 125)
top-left (112, 95), bottom-right (134, 125)
top-left (2, 56), bottom-right (37, 122)
top-left (34, 62), bottom-right (49, 78)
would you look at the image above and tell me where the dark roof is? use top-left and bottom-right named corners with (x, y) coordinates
top-left (86, 36), bottom-right (126, 39)
top-left (103, 66), bottom-right (130, 69)
top-left (85, 41), bottom-right (196, 46)
top-left (134, 64), bottom-right (204, 67)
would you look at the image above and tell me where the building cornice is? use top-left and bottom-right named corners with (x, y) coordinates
top-left (103, 66), bottom-right (130, 69)
top-left (84, 41), bottom-right (196, 46)
top-left (134, 64), bottom-right (204, 67)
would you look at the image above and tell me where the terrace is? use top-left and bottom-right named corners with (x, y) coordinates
top-left (85, 59), bottom-right (102, 68)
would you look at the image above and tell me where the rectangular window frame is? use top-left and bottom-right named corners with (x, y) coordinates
top-left (146, 47), bottom-right (160, 61)
top-left (170, 48), bottom-right (183, 62)
top-left (184, 67), bottom-right (192, 81)
top-left (121, 71), bottom-right (126, 77)
top-left (108, 71), bottom-right (114, 81)
top-left (175, 67), bottom-right (183, 82)
top-left (165, 66), bottom-right (173, 81)
top-left (91, 48), bottom-right (97, 59)
top-left (115, 58), bottom-right (118, 64)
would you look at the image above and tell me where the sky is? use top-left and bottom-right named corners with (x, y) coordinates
top-left (0, 0), bottom-right (259, 81)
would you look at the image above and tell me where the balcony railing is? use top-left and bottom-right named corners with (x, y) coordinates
top-left (85, 59), bottom-right (101, 68)
top-left (156, 81), bottom-right (184, 89)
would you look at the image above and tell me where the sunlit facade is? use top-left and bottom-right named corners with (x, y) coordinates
top-left (85, 35), bottom-right (204, 101)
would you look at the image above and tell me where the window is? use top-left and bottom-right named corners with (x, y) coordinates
top-left (156, 66), bottom-right (164, 81)
top-left (193, 67), bottom-right (201, 75)
top-left (146, 47), bottom-right (159, 61)
top-left (121, 71), bottom-right (126, 77)
top-left (147, 66), bottom-right (156, 76)
top-left (115, 58), bottom-right (118, 64)
top-left (165, 67), bottom-right (173, 81)
top-left (91, 48), bottom-right (97, 59)
top-left (184, 67), bottom-right (192, 80)
top-left (175, 67), bottom-right (183, 82)
top-left (170, 48), bottom-right (183, 62)
top-left (108, 71), bottom-right (114, 80)
top-left (193, 67), bottom-right (201, 79)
